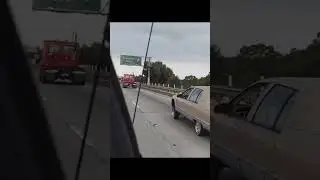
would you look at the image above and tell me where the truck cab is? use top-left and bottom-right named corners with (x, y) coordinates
top-left (121, 74), bottom-right (137, 88)
top-left (39, 40), bottom-right (86, 85)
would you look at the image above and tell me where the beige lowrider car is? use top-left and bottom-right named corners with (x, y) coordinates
top-left (212, 78), bottom-right (320, 180)
top-left (171, 86), bottom-right (210, 136)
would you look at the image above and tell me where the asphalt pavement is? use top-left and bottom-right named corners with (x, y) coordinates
top-left (122, 87), bottom-right (210, 157)
top-left (37, 79), bottom-right (209, 179)
top-left (39, 84), bottom-right (110, 180)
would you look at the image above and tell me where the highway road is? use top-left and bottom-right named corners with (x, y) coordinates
top-left (37, 81), bottom-right (210, 179)
top-left (123, 88), bottom-right (210, 157)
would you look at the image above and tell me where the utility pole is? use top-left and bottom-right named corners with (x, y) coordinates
top-left (75, 32), bottom-right (78, 43)
top-left (147, 57), bottom-right (151, 85)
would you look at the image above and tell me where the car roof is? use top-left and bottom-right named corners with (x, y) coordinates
top-left (258, 77), bottom-right (320, 90)
top-left (191, 86), bottom-right (210, 91)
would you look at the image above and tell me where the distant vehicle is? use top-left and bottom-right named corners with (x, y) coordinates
top-left (211, 78), bottom-right (320, 180)
top-left (39, 40), bottom-right (86, 85)
top-left (121, 74), bottom-right (137, 88)
top-left (171, 86), bottom-right (210, 136)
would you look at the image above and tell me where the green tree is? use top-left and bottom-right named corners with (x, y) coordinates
top-left (197, 72), bottom-right (210, 86)
top-left (182, 75), bottom-right (198, 88)
top-left (238, 43), bottom-right (281, 59)
top-left (211, 32), bottom-right (320, 88)
top-left (142, 60), bottom-right (177, 84)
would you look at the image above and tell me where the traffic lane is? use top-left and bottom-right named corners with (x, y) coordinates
top-left (39, 83), bottom-right (110, 160)
top-left (39, 84), bottom-right (109, 180)
top-left (42, 83), bottom-right (178, 158)
top-left (122, 87), bottom-right (210, 158)
top-left (84, 84), bottom-right (179, 157)
top-left (121, 89), bottom-right (180, 157)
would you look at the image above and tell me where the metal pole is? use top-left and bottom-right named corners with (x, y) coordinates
top-left (147, 58), bottom-right (151, 85)
top-left (133, 22), bottom-right (154, 124)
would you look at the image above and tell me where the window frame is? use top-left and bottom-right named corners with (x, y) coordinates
top-left (47, 45), bottom-right (60, 53)
top-left (228, 82), bottom-right (268, 106)
top-left (227, 82), bottom-right (270, 120)
top-left (188, 88), bottom-right (203, 103)
top-left (195, 90), bottom-right (203, 103)
top-left (180, 87), bottom-right (194, 100)
top-left (62, 45), bottom-right (75, 53)
top-left (250, 84), bottom-right (297, 132)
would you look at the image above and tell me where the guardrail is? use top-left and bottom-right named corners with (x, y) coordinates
top-left (140, 83), bottom-right (243, 102)
top-left (140, 84), bottom-right (184, 97)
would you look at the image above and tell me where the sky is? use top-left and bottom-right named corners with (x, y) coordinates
top-left (110, 23), bottom-right (210, 79)
top-left (212, 0), bottom-right (320, 56)
top-left (8, 0), bottom-right (107, 47)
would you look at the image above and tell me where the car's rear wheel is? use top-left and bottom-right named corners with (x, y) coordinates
top-left (194, 121), bottom-right (205, 136)
top-left (171, 105), bottom-right (180, 119)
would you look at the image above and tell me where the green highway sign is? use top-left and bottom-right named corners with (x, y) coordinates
top-left (120, 55), bottom-right (142, 66)
top-left (32, 0), bottom-right (102, 14)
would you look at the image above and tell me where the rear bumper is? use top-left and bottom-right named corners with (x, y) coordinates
top-left (121, 83), bottom-right (137, 87)
top-left (40, 66), bottom-right (86, 82)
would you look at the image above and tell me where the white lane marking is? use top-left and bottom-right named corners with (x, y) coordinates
top-left (138, 89), bottom-right (172, 106)
top-left (138, 88), bottom-right (172, 101)
top-left (131, 100), bottom-right (141, 109)
top-left (66, 121), bottom-right (96, 149)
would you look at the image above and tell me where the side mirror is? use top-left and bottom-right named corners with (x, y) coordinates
top-left (214, 103), bottom-right (230, 114)
top-left (177, 93), bottom-right (183, 98)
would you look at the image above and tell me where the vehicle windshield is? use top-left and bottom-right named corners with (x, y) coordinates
top-left (62, 45), bottom-right (75, 53)
top-left (48, 45), bottom-right (60, 53)
top-left (47, 44), bottom-right (75, 54)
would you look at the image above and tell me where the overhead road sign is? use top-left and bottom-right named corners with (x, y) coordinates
top-left (120, 55), bottom-right (143, 66)
top-left (32, 0), bottom-right (108, 15)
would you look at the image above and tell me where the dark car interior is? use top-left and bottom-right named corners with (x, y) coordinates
top-left (2, 1), bottom-right (140, 179)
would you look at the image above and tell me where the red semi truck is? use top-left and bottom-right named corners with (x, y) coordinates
top-left (39, 40), bottom-right (86, 85)
top-left (120, 74), bottom-right (137, 88)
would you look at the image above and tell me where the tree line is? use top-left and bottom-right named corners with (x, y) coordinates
top-left (212, 32), bottom-right (320, 88)
top-left (137, 61), bottom-right (210, 89)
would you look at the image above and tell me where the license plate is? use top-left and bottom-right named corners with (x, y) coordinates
top-left (61, 73), bottom-right (69, 77)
